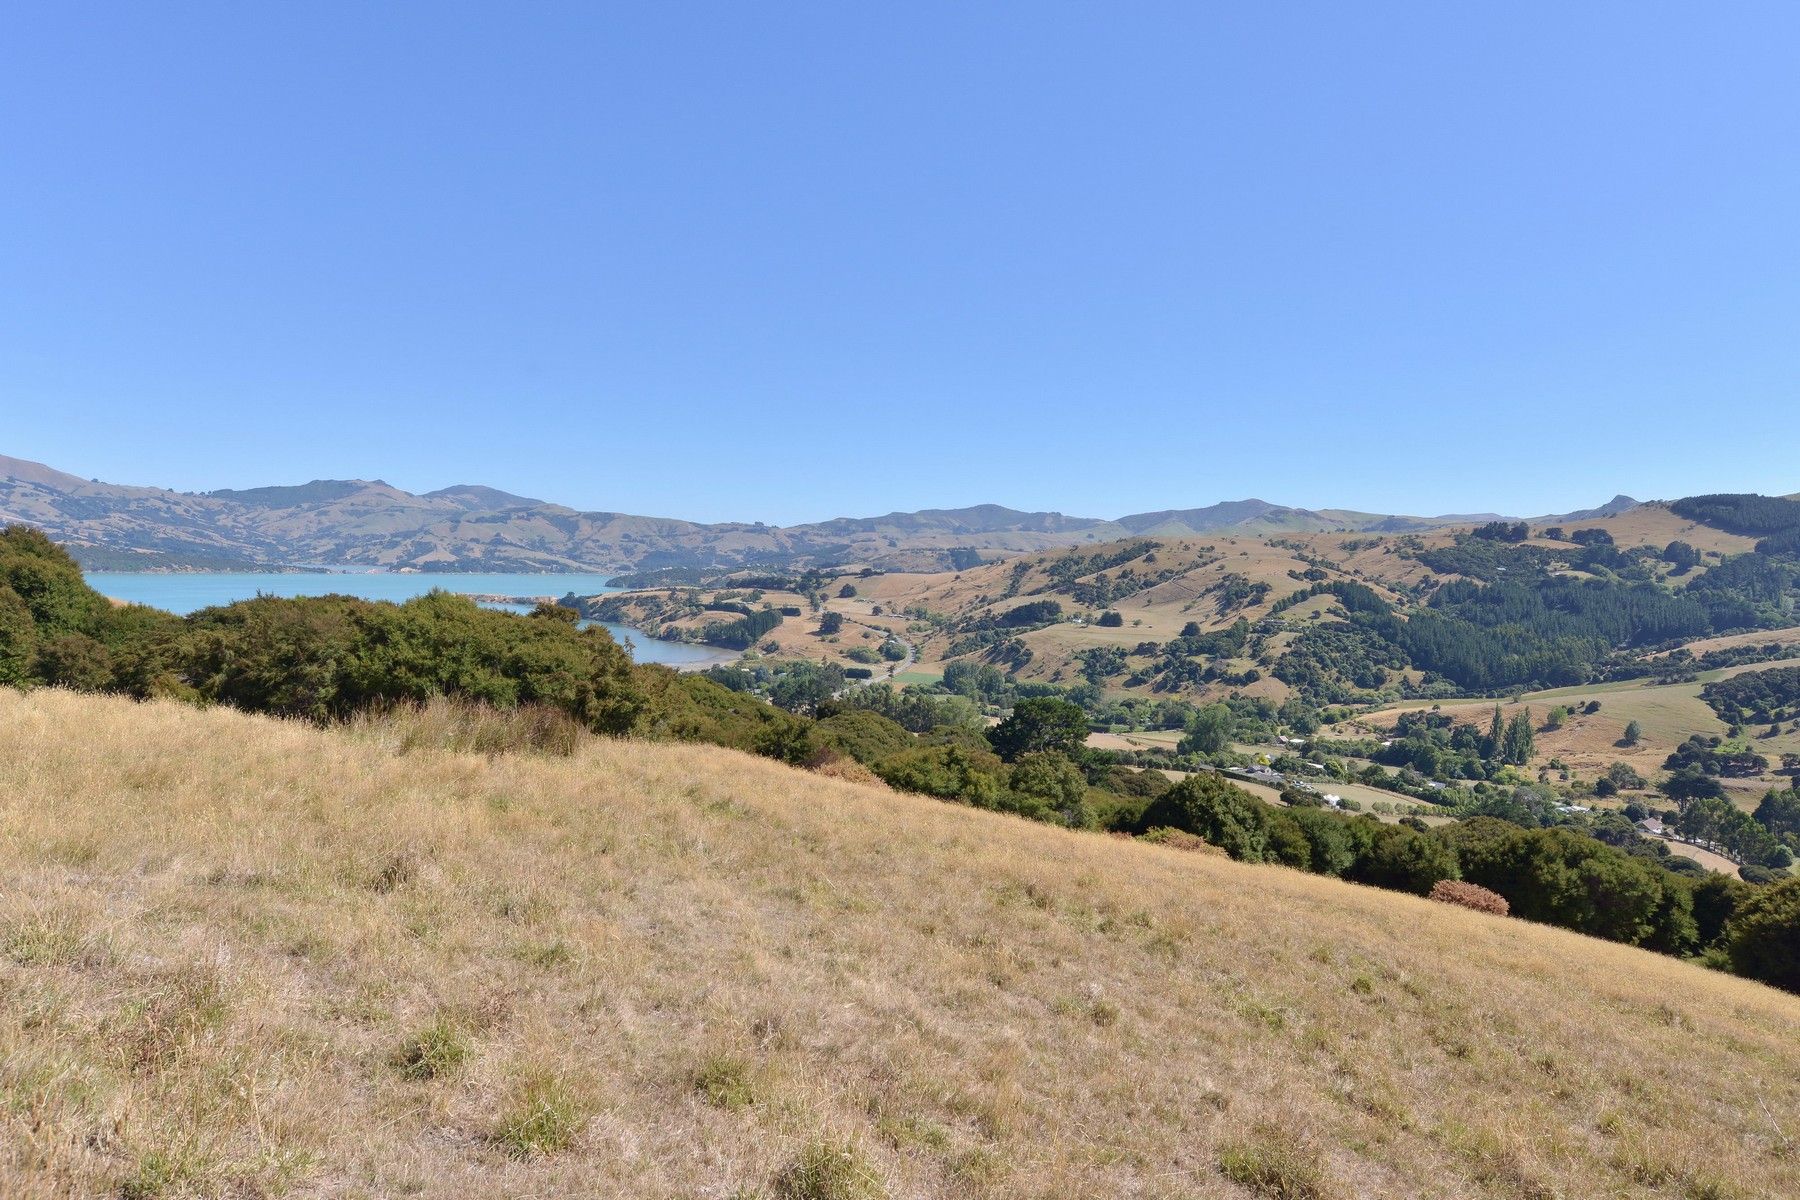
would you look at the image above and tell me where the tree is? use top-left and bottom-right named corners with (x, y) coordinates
top-left (34, 632), bottom-right (113, 692)
top-left (838, 583), bottom-right (857, 598)
top-left (0, 584), bottom-right (35, 686)
top-left (1622, 720), bottom-right (1643, 747)
top-left (1501, 710), bottom-right (1536, 766)
top-left (1178, 703), bottom-right (1235, 756)
top-left (812, 708), bottom-right (914, 764)
top-left (817, 612), bottom-right (844, 636)
top-left (1484, 706), bottom-right (1505, 759)
top-left (1606, 762), bottom-right (1645, 791)
top-left (1096, 610), bottom-right (1124, 627)
top-left (1347, 824), bottom-right (1460, 895)
top-left (1007, 752), bottom-right (1091, 827)
top-left (986, 697), bottom-right (1089, 762)
top-left (1136, 774), bottom-right (1272, 860)
top-left (1661, 768), bottom-right (1725, 803)
top-left (1754, 789), bottom-right (1800, 846)
top-left (1662, 541), bottom-right (1701, 574)
top-left (872, 743), bottom-right (1005, 807)
top-left (1725, 878), bottom-right (1800, 993)
top-left (1284, 806), bottom-right (1355, 876)
top-left (1690, 873), bottom-right (1752, 948)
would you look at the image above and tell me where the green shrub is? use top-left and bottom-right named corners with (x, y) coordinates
top-left (813, 708), bottom-right (914, 765)
top-left (34, 631), bottom-right (113, 691)
top-left (1725, 877), bottom-right (1800, 992)
top-left (1136, 774), bottom-right (1271, 861)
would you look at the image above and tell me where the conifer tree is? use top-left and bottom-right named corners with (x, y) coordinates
top-left (1502, 710), bottom-right (1536, 766)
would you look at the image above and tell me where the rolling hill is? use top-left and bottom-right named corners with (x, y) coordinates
top-left (2, 687), bottom-right (1796, 1198)
top-left (1, 452), bottom-right (1636, 574)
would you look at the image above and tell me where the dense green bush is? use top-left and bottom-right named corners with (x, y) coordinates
top-left (184, 591), bottom-right (643, 733)
top-left (987, 697), bottom-right (1089, 762)
top-left (1442, 819), bottom-right (1694, 950)
top-left (1136, 774), bottom-right (1273, 861)
top-left (871, 743), bottom-right (1005, 806)
top-left (1344, 823), bottom-right (1460, 895)
top-left (1725, 877), bottom-right (1800, 991)
top-left (812, 708), bottom-right (915, 765)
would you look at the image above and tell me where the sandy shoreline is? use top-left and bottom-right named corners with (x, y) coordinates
top-left (661, 646), bottom-right (743, 673)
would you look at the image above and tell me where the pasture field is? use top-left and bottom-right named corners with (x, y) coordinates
top-left (2, 689), bottom-right (1797, 1197)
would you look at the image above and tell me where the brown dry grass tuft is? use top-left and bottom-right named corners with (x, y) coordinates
top-left (1, 688), bottom-right (1798, 1198)
top-left (1430, 880), bottom-right (1511, 916)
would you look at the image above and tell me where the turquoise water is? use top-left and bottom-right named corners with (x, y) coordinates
top-left (82, 571), bottom-right (726, 667)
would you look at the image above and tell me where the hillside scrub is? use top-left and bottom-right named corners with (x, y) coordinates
top-left (2, 689), bottom-right (1799, 1197)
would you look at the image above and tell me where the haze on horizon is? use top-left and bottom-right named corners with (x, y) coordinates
top-left (4, 3), bottom-right (1799, 523)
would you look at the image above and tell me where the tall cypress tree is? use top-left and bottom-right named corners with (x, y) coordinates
top-left (1503, 710), bottom-right (1536, 766)
top-left (1484, 705), bottom-right (1505, 760)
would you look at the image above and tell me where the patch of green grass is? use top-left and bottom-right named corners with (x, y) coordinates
top-left (513, 938), bottom-right (574, 968)
top-left (493, 1074), bottom-right (588, 1157)
top-left (1218, 1125), bottom-right (1327, 1199)
top-left (117, 1147), bottom-right (208, 1200)
top-left (3, 911), bottom-right (96, 967)
top-left (773, 1138), bottom-right (886, 1200)
top-left (693, 1052), bottom-right (756, 1110)
top-left (392, 1014), bottom-right (472, 1080)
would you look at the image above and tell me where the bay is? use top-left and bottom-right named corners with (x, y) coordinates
top-left (81, 571), bottom-right (730, 668)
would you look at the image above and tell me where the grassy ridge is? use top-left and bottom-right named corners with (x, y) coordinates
top-left (2, 690), bottom-right (1797, 1198)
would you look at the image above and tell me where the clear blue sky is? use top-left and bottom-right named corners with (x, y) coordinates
top-left (4, 3), bottom-right (1797, 524)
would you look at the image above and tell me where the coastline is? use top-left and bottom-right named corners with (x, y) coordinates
top-left (663, 646), bottom-right (743, 673)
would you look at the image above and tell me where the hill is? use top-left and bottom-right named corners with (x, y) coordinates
top-left (781, 501), bottom-right (1767, 702)
top-left (2, 687), bottom-right (1797, 1199)
top-left (1, 452), bottom-right (1635, 574)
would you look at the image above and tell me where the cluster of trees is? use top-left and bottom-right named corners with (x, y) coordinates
top-left (700, 606), bottom-right (782, 649)
top-left (1000, 599), bottom-right (1063, 627)
top-left (1670, 493), bottom-right (1800, 538)
top-left (1272, 622), bottom-right (1408, 700)
top-left (1042, 540), bottom-right (1161, 589)
top-left (1372, 707), bottom-right (1534, 780)
top-left (1141, 775), bottom-right (1449, 892)
top-left (1667, 795), bottom-right (1793, 870)
top-left (1702, 665), bottom-right (1800, 726)
top-left (1, 527), bottom-right (646, 732)
top-left (1132, 766), bottom-right (1798, 990)
top-left (1268, 579), bottom-right (1389, 618)
top-left (1472, 521), bottom-right (1530, 543)
top-left (1261, 563), bottom-right (1767, 701)
top-left (1663, 734), bottom-right (1769, 780)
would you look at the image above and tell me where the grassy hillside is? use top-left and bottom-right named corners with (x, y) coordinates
top-left (1351, 662), bottom-right (1800, 811)
top-left (3, 690), bottom-right (1797, 1198)
top-left (825, 502), bottom-right (1770, 703)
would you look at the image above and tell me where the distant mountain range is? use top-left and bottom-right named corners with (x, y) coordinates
top-left (0, 453), bottom-right (1640, 574)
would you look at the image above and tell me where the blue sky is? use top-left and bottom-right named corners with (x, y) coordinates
top-left (4, 3), bottom-right (1797, 524)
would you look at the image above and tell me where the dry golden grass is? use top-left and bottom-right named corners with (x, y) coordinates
top-left (3, 689), bottom-right (1799, 1199)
